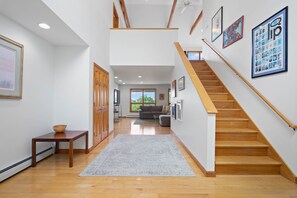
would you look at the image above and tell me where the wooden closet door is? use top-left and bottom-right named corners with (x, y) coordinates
top-left (93, 64), bottom-right (109, 146)
top-left (102, 73), bottom-right (109, 140)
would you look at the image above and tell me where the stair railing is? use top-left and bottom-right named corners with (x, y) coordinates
top-left (202, 39), bottom-right (297, 130)
top-left (174, 42), bottom-right (217, 114)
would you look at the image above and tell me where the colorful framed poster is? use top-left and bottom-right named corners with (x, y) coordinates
top-left (0, 35), bottom-right (24, 99)
top-left (223, 16), bottom-right (244, 48)
top-left (252, 7), bottom-right (288, 78)
top-left (211, 7), bottom-right (223, 42)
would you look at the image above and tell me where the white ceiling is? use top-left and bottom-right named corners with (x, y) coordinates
top-left (0, 0), bottom-right (87, 46)
top-left (112, 66), bottom-right (173, 85)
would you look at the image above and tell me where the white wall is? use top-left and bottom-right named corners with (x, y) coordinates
top-left (43, 0), bottom-right (117, 139)
top-left (125, 3), bottom-right (203, 50)
top-left (126, 4), bottom-right (171, 28)
top-left (110, 29), bottom-right (178, 66)
top-left (53, 47), bottom-right (90, 148)
top-left (203, 0), bottom-right (297, 174)
top-left (119, 84), bottom-right (170, 117)
top-left (171, 6), bottom-right (204, 51)
top-left (0, 14), bottom-right (54, 170)
top-left (171, 46), bottom-right (216, 172)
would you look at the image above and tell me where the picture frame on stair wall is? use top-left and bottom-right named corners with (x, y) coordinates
top-left (211, 6), bottom-right (223, 42)
top-left (251, 6), bottom-right (288, 78)
top-left (178, 76), bottom-right (185, 91)
top-left (223, 16), bottom-right (244, 48)
top-left (171, 80), bottom-right (177, 98)
top-left (171, 103), bottom-right (176, 120)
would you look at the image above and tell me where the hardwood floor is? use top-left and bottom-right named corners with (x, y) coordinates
top-left (0, 118), bottom-right (296, 198)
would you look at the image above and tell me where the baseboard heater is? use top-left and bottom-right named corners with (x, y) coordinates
top-left (0, 147), bottom-right (54, 182)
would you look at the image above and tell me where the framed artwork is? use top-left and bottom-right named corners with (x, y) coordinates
top-left (171, 80), bottom-right (176, 98)
top-left (176, 100), bottom-right (183, 121)
top-left (223, 16), bottom-right (244, 48)
top-left (252, 7), bottom-right (288, 78)
top-left (211, 7), bottom-right (223, 42)
top-left (178, 76), bottom-right (185, 91)
top-left (159, 93), bottom-right (164, 100)
top-left (168, 88), bottom-right (171, 105)
top-left (0, 35), bottom-right (24, 99)
top-left (171, 104), bottom-right (176, 120)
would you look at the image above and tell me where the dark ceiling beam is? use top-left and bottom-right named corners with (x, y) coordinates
top-left (190, 11), bottom-right (203, 35)
top-left (167, 0), bottom-right (177, 28)
top-left (119, 0), bottom-right (131, 28)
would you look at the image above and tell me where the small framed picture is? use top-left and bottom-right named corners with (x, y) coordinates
top-left (178, 76), bottom-right (185, 91)
top-left (171, 104), bottom-right (176, 120)
top-left (171, 80), bottom-right (177, 98)
top-left (159, 93), bottom-right (164, 100)
top-left (211, 7), bottom-right (223, 42)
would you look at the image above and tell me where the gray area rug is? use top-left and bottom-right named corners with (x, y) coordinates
top-left (80, 135), bottom-right (195, 176)
top-left (133, 119), bottom-right (156, 125)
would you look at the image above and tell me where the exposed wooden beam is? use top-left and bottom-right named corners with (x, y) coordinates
top-left (167, 0), bottom-right (177, 28)
top-left (119, 0), bottom-right (131, 28)
top-left (190, 11), bottom-right (203, 35)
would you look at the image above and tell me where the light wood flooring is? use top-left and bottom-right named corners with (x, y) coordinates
top-left (0, 118), bottom-right (296, 198)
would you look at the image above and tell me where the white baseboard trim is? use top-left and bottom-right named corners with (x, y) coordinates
top-left (126, 115), bottom-right (139, 118)
top-left (0, 147), bottom-right (54, 182)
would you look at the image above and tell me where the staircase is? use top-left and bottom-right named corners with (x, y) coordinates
top-left (191, 60), bottom-right (282, 175)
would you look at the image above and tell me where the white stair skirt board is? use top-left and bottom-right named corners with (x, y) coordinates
top-left (0, 147), bottom-right (54, 182)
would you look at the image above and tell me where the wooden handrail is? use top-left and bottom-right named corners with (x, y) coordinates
top-left (174, 42), bottom-right (217, 114)
top-left (202, 39), bottom-right (297, 130)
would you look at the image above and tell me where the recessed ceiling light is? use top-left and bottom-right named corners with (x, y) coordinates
top-left (114, 76), bottom-right (118, 79)
top-left (119, 80), bottom-right (122, 82)
top-left (38, 23), bottom-right (50, 29)
top-left (201, 29), bottom-right (204, 32)
top-left (123, 82), bottom-right (126, 84)
top-left (138, 75), bottom-right (142, 78)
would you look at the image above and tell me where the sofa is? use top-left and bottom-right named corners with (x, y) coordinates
top-left (139, 106), bottom-right (167, 119)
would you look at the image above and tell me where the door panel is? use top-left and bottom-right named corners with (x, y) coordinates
top-left (93, 64), bottom-right (109, 146)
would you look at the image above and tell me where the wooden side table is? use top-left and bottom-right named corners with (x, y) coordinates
top-left (32, 130), bottom-right (88, 167)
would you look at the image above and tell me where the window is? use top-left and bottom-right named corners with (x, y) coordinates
top-left (186, 51), bottom-right (203, 60)
top-left (130, 89), bottom-right (156, 112)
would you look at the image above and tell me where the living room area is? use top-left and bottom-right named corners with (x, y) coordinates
top-left (114, 83), bottom-right (172, 127)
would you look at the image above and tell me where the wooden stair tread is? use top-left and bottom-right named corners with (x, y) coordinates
top-left (216, 156), bottom-right (281, 165)
top-left (217, 117), bottom-right (249, 121)
top-left (216, 128), bottom-right (258, 133)
top-left (201, 80), bottom-right (220, 82)
top-left (208, 93), bottom-right (229, 95)
top-left (204, 86), bottom-right (224, 88)
top-left (213, 100), bottom-right (234, 102)
top-left (217, 108), bottom-right (241, 111)
top-left (216, 141), bottom-right (268, 147)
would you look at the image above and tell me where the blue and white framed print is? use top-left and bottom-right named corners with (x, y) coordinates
top-left (252, 7), bottom-right (288, 78)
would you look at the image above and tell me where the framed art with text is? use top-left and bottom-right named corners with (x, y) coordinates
top-left (252, 7), bottom-right (288, 78)
top-left (0, 34), bottom-right (24, 99)
top-left (211, 7), bottom-right (223, 42)
top-left (223, 16), bottom-right (244, 48)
